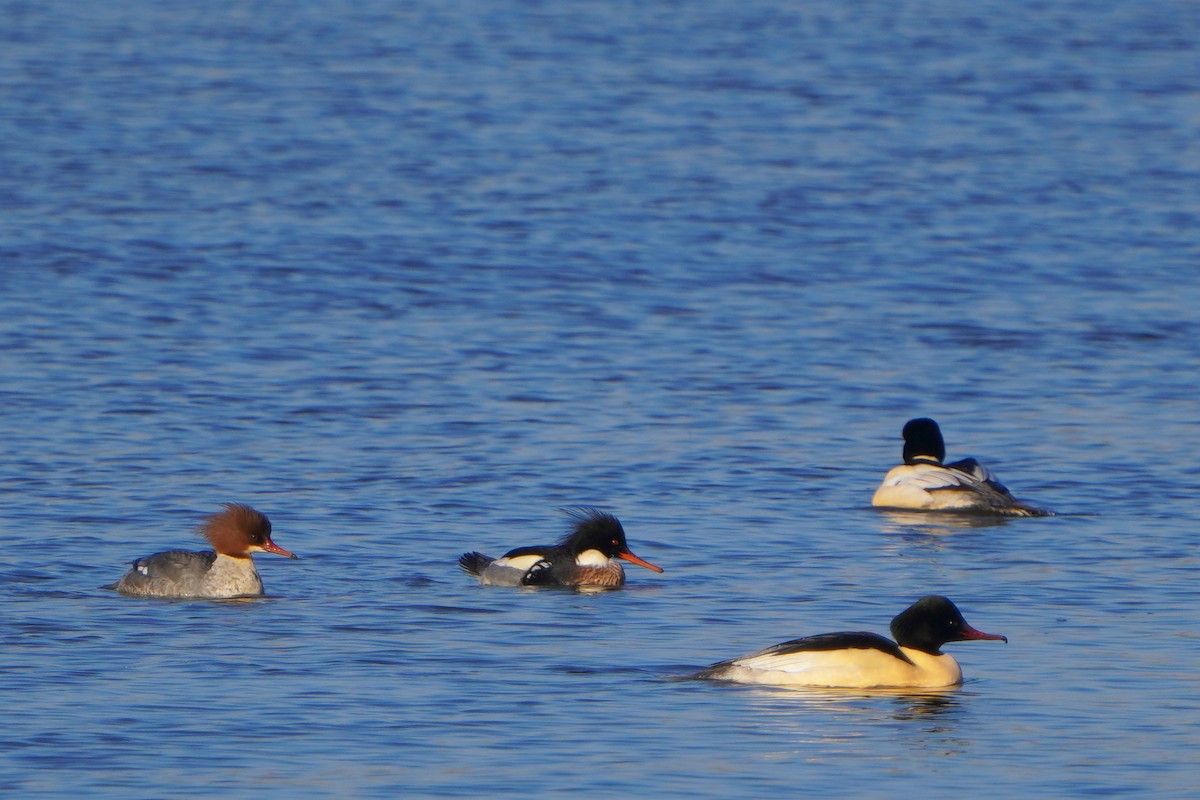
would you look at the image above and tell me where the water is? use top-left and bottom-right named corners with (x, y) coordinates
top-left (1, 0), bottom-right (1199, 796)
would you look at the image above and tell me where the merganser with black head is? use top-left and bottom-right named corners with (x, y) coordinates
top-left (105, 504), bottom-right (298, 599)
top-left (458, 507), bottom-right (663, 588)
top-left (697, 596), bottom-right (1006, 689)
top-left (872, 417), bottom-right (1051, 516)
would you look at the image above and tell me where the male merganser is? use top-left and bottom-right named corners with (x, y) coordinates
top-left (458, 508), bottom-right (664, 588)
top-left (872, 417), bottom-right (1051, 516)
top-left (696, 596), bottom-right (1006, 689)
top-left (105, 504), bottom-right (298, 599)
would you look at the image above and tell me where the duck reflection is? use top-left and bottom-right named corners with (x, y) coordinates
top-left (875, 509), bottom-right (1014, 538)
top-left (739, 684), bottom-right (961, 717)
top-left (728, 685), bottom-right (969, 749)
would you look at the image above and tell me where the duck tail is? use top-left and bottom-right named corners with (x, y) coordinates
top-left (458, 552), bottom-right (494, 576)
top-left (1003, 502), bottom-right (1056, 518)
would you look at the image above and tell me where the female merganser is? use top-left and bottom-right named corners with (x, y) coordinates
top-left (105, 504), bottom-right (298, 599)
top-left (872, 417), bottom-right (1051, 516)
top-left (696, 596), bottom-right (1006, 689)
top-left (458, 508), bottom-right (664, 588)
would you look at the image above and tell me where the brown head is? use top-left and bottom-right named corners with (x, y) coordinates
top-left (201, 503), bottom-right (298, 560)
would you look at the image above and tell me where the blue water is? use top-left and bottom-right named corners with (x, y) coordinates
top-left (2, 0), bottom-right (1199, 796)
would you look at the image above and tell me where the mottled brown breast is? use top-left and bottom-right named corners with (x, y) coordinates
top-left (567, 563), bottom-right (626, 587)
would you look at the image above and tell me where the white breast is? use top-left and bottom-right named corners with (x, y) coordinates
top-left (198, 553), bottom-right (264, 598)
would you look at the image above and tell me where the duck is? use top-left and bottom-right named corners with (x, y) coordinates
top-left (105, 504), bottom-right (298, 599)
top-left (871, 417), bottom-right (1051, 516)
top-left (458, 507), bottom-right (664, 588)
top-left (696, 595), bottom-right (1006, 689)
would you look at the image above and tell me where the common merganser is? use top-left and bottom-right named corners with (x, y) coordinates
top-left (872, 418), bottom-right (1051, 516)
top-left (458, 508), bottom-right (663, 588)
top-left (105, 504), bottom-right (298, 599)
top-left (696, 596), bottom-right (1006, 689)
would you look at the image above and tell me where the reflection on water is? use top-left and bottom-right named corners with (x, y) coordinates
top-left (738, 684), bottom-right (961, 715)
top-left (874, 510), bottom-right (1016, 537)
top-left (731, 685), bottom-right (970, 756)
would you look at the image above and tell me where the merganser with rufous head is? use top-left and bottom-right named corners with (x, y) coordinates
top-left (105, 504), bottom-right (298, 599)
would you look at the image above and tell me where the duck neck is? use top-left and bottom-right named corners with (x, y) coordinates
top-left (575, 548), bottom-right (612, 567)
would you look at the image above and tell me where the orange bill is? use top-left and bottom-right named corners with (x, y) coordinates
top-left (261, 540), bottom-right (299, 559)
top-left (959, 624), bottom-right (1006, 643)
top-left (618, 551), bottom-right (664, 573)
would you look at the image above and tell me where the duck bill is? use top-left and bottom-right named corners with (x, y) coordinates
top-left (958, 624), bottom-right (1006, 643)
top-left (618, 551), bottom-right (664, 573)
top-left (260, 540), bottom-right (300, 559)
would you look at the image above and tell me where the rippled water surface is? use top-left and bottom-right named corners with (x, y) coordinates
top-left (2, 1), bottom-right (1199, 797)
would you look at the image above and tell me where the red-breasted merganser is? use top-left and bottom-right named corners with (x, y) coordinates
top-left (458, 508), bottom-right (663, 588)
top-left (696, 596), bottom-right (1006, 689)
top-left (105, 504), bottom-right (298, 599)
top-left (872, 418), bottom-right (1052, 516)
